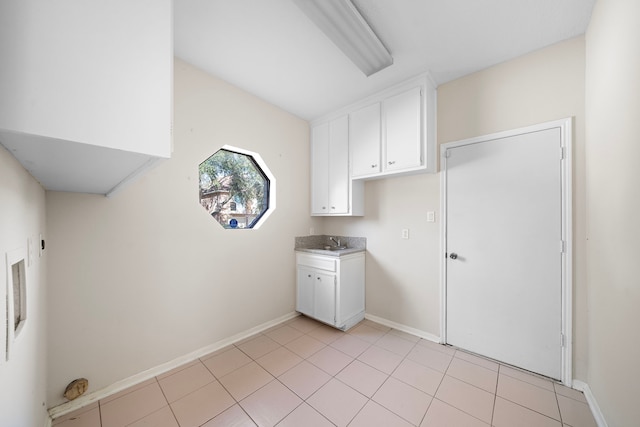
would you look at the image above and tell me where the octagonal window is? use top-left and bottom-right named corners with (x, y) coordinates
top-left (199, 146), bottom-right (275, 229)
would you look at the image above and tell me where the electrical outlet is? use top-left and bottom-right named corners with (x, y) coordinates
top-left (427, 211), bottom-right (435, 222)
top-left (401, 228), bottom-right (410, 239)
top-left (309, 227), bottom-right (315, 235)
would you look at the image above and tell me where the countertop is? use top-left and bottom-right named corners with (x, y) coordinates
top-left (294, 235), bottom-right (366, 257)
top-left (295, 247), bottom-right (365, 257)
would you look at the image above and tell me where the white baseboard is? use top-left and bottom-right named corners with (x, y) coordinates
top-left (364, 313), bottom-right (441, 343)
top-left (572, 380), bottom-right (608, 427)
top-left (48, 311), bottom-right (299, 421)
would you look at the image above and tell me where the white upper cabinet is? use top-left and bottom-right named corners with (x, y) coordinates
top-left (309, 73), bottom-right (435, 217)
top-left (311, 123), bottom-right (331, 214)
top-left (328, 117), bottom-right (351, 213)
top-left (311, 116), bottom-right (363, 216)
top-left (384, 86), bottom-right (422, 172)
top-left (0, 0), bottom-right (172, 195)
top-left (350, 103), bottom-right (382, 178)
top-left (347, 74), bottom-right (436, 180)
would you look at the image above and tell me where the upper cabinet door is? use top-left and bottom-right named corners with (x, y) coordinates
top-left (311, 115), bottom-right (360, 216)
top-left (384, 86), bottom-right (422, 172)
top-left (311, 122), bottom-right (330, 214)
top-left (328, 116), bottom-right (349, 214)
top-left (349, 103), bottom-right (381, 178)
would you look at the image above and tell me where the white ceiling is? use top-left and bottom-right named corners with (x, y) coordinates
top-left (174, 0), bottom-right (596, 121)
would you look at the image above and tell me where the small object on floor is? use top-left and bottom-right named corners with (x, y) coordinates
top-left (64, 378), bottom-right (89, 400)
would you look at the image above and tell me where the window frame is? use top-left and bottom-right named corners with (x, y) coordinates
top-left (198, 145), bottom-right (276, 230)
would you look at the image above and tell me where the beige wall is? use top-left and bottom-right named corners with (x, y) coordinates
top-left (324, 36), bottom-right (588, 379)
top-left (585, 0), bottom-right (640, 424)
top-left (322, 174), bottom-right (441, 335)
top-left (0, 146), bottom-right (48, 425)
top-left (46, 59), bottom-right (318, 406)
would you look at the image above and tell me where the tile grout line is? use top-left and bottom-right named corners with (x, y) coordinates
top-left (424, 350), bottom-right (497, 426)
top-left (153, 374), bottom-right (182, 427)
top-left (279, 320), bottom-right (353, 424)
top-left (120, 378), bottom-right (168, 427)
top-left (491, 364), bottom-right (502, 427)
top-left (194, 355), bottom-right (264, 426)
top-left (554, 384), bottom-right (564, 426)
top-left (417, 395), bottom-right (435, 427)
top-left (554, 383), bottom-right (590, 405)
top-left (297, 323), bottom-right (402, 426)
top-left (497, 394), bottom-right (564, 424)
top-left (366, 329), bottom-right (444, 425)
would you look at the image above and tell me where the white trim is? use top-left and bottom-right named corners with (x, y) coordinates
top-left (48, 311), bottom-right (299, 421)
top-left (573, 380), bottom-right (609, 427)
top-left (364, 313), bottom-right (440, 343)
top-left (439, 117), bottom-right (574, 385)
top-left (0, 255), bottom-right (5, 366)
top-left (439, 158), bottom-right (447, 343)
top-left (559, 118), bottom-right (573, 386)
top-left (216, 144), bottom-right (276, 230)
top-left (6, 246), bottom-right (28, 362)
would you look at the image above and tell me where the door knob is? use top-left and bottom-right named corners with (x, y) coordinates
top-left (449, 253), bottom-right (458, 260)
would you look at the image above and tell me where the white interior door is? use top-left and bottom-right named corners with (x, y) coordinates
top-left (444, 125), bottom-right (568, 380)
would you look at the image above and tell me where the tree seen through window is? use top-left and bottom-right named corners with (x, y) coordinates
top-left (199, 148), bottom-right (270, 229)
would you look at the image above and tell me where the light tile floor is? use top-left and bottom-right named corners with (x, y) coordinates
top-left (52, 317), bottom-right (597, 427)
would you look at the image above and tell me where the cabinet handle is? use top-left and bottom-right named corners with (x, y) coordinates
top-left (322, 206), bottom-right (326, 210)
top-left (388, 160), bottom-right (396, 165)
top-left (317, 277), bottom-right (321, 280)
top-left (371, 164), bottom-right (377, 168)
top-left (307, 274), bottom-right (312, 278)
top-left (331, 206), bottom-right (336, 209)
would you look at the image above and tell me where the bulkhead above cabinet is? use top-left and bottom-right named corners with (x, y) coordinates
top-left (0, 0), bottom-right (172, 196)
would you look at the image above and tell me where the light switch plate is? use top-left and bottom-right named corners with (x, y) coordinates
top-left (427, 211), bottom-right (435, 222)
top-left (401, 229), bottom-right (409, 239)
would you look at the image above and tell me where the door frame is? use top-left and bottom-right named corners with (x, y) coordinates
top-left (439, 118), bottom-right (573, 386)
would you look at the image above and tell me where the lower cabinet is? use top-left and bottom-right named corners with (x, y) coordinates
top-left (295, 251), bottom-right (365, 330)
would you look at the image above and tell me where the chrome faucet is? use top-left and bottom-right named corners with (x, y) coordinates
top-left (330, 237), bottom-right (341, 247)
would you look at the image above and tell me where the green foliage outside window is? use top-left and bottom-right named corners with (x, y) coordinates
top-left (199, 148), bottom-right (270, 229)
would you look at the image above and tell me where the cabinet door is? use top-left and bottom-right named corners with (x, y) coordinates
top-left (328, 116), bottom-right (349, 213)
top-left (313, 272), bottom-right (336, 325)
top-left (350, 102), bottom-right (381, 178)
top-left (296, 267), bottom-right (314, 316)
top-left (384, 86), bottom-right (422, 172)
top-left (310, 123), bottom-right (330, 214)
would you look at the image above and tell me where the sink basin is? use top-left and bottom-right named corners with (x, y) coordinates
top-left (323, 245), bottom-right (348, 251)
